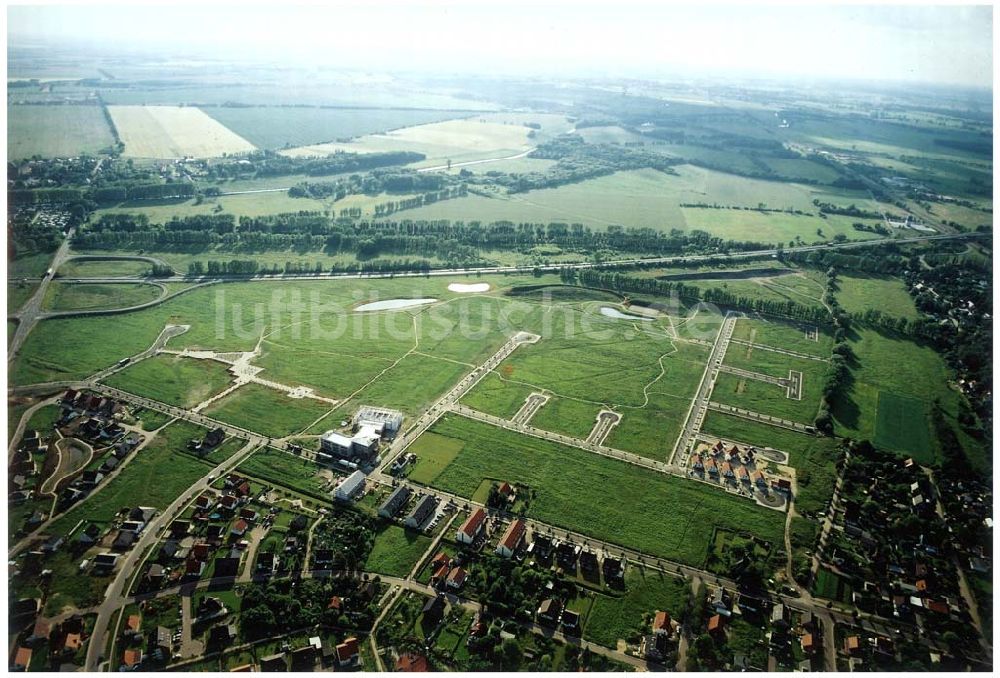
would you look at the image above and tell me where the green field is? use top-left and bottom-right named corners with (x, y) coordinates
top-left (873, 391), bottom-right (932, 460)
top-left (236, 447), bottom-right (328, 498)
top-left (400, 164), bottom-right (883, 243)
top-left (57, 259), bottom-right (152, 277)
top-left (529, 396), bottom-right (603, 439)
top-left (104, 354), bottom-right (234, 409)
top-left (47, 420), bottom-right (214, 535)
top-left (364, 524), bottom-right (433, 577)
top-left (42, 282), bottom-right (162, 311)
top-left (408, 415), bottom-right (785, 567)
top-left (406, 432), bottom-right (466, 485)
top-left (8, 105), bottom-right (115, 160)
top-left (204, 383), bottom-right (334, 438)
top-left (8, 282), bottom-right (39, 312)
top-left (583, 567), bottom-right (689, 648)
top-left (731, 317), bottom-right (834, 357)
top-left (711, 372), bottom-right (821, 425)
top-left (461, 373), bottom-right (539, 419)
top-left (812, 567), bottom-right (853, 604)
top-left (835, 273), bottom-right (920, 321)
top-left (202, 106), bottom-right (469, 149)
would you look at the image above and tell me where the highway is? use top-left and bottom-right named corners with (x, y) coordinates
top-left (8, 226), bottom-right (75, 361)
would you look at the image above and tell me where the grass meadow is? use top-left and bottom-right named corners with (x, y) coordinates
top-left (42, 282), bottom-right (162, 311)
top-left (8, 282), bottom-right (39, 312)
top-left (104, 354), bottom-right (233, 408)
top-left (203, 383), bottom-right (334, 438)
top-left (711, 372), bottom-right (822, 425)
top-left (460, 373), bottom-right (538, 419)
top-left (731, 317), bottom-right (834, 357)
top-left (873, 392), bottom-right (932, 459)
top-left (57, 259), bottom-right (152, 277)
top-left (236, 447), bottom-right (329, 498)
top-left (835, 273), bottom-right (920, 320)
top-left (408, 414), bottom-right (786, 567)
top-left (529, 396), bottom-right (603, 439)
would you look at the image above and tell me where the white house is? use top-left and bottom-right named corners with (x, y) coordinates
top-left (334, 470), bottom-right (366, 501)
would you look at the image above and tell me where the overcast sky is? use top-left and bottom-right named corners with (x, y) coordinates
top-left (7, 2), bottom-right (994, 88)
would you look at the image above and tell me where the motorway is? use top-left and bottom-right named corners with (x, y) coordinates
top-left (8, 226), bottom-right (75, 361)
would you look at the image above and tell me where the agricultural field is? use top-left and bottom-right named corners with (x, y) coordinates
top-left (56, 258), bottom-right (152, 277)
top-left (103, 354), bottom-right (234, 409)
top-left (201, 106), bottom-right (469, 149)
top-left (400, 165), bottom-right (884, 243)
top-left (407, 415), bottom-right (786, 567)
top-left (281, 113), bottom-right (573, 167)
top-left (7, 104), bottom-right (115, 160)
top-left (236, 447), bottom-right (329, 498)
top-left (203, 383), bottom-right (335, 438)
top-left (42, 281), bottom-right (162, 311)
top-left (834, 273), bottom-right (920, 320)
top-left (108, 105), bottom-right (257, 158)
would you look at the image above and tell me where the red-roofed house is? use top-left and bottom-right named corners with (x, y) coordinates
top-left (456, 507), bottom-right (487, 545)
top-left (327, 596), bottom-right (343, 611)
top-left (446, 567), bottom-right (468, 590)
top-left (12, 646), bottom-right (32, 671)
top-left (396, 653), bottom-right (428, 672)
top-left (496, 519), bottom-right (526, 558)
top-left (123, 649), bottom-right (142, 668)
top-left (230, 519), bottom-right (248, 537)
top-left (336, 637), bottom-right (359, 667)
top-left (652, 611), bottom-right (672, 636)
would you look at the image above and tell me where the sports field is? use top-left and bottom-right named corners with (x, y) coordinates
top-left (108, 105), bottom-right (257, 158)
top-left (7, 105), bottom-right (115, 160)
top-left (408, 415), bottom-right (786, 567)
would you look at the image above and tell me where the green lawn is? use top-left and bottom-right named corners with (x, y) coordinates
top-left (711, 372), bottom-right (822, 425)
top-left (406, 432), bottom-right (466, 485)
top-left (410, 415), bottom-right (785, 567)
top-left (26, 403), bottom-right (63, 433)
top-left (57, 259), bottom-right (152, 277)
top-left (204, 383), bottom-right (334, 438)
top-left (365, 524), bottom-right (433, 577)
top-left (812, 568), bottom-right (853, 604)
top-left (104, 354), bottom-right (234, 409)
top-left (42, 282), bottom-right (162, 312)
top-left (461, 373), bottom-right (538, 419)
top-left (584, 567), bottom-right (689, 648)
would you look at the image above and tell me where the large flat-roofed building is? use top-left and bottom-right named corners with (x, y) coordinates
top-left (354, 406), bottom-right (403, 438)
top-left (320, 428), bottom-right (380, 460)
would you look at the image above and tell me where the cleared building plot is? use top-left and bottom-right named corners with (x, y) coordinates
top-left (8, 105), bottom-right (115, 161)
top-left (108, 105), bottom-right (257, 159)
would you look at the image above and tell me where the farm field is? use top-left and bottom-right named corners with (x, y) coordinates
top-left (834, 273), bottom-right (920, 320)
top-left (108, 105), bottom-right (257, 158)
top-left (42, 281), bottom-right (162, 311)
top-left (400, 164), bottom-right (883, 242)
top-left (203, 383), bottom-right (335, 438)
top-left (201, 106), bottom-right (470, 149)
top-left (407, 414), bottom-right (786, 567)
top-left (281, 113), bottom-right (573, 167)
top-left (7, 104), bottom-right (115, 160)
top-left (103, 354), bottom-right (234, 409)
top-left (583, 567), bottom-right (689, 649)
top-left (95, 190), bottom-right (329, 221)
top-left (364, 524), bottom-right (433, 577)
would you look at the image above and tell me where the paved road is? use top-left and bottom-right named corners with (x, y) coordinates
top-left (669, 311), bottom-right (739, 465)
top-left (729, 339), bottom-right (829, 362)
top-left (707, 401), bottom-right (813, 433)
top-left (416, 148), bottom-right (535, 173)
top-left (8, 227), bottom-right (75, 361)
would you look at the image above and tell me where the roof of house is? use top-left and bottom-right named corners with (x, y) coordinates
top-left (336, 637), bottom-right (359, 662)
top-left (707, 614), bottom-right (723, 632)
top-left (123, 649), bottom-right (142, 667)
top-left (458, 507), bottom-right (487, 538)
top-left (538, 598), bottom-right (562, 616)
top-left (446, 567), bottom-right (467, 587)
top-left (396, 652), bottom-right (429, 672)
top-left (14, 646), bottom-right (32, 668)
top-left (64, 633), bottom-right (82, 651)
top-left (498, 518), bottom-right (526, 552)
top-left (653, 610), bottom-right (671, 631)
top-left (327, 596), bottom-right (342, 610)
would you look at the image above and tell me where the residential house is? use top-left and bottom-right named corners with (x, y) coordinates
top-left (378, 485), bottom-right (412, 519)
top-left (122, 649), bottom-right (143, 669)
top-left (707, 614), bottom-right (724, 637)
top-left (10, 646), bottom-right (32, 671)
top-left (334, 470), bottom-right (366, 501)
top-left (335, 637), bottom-right (360, 668)
top-left (537, 598), bottom-right (562, 625)
top-left (260, 653), bottom-right (287, 671)
top-left (446, 566), bottom-right (468, 590)
top-left (496, 518), bottom-right (526, 558)
top-left (422, 597), bottom-right (447, 628)
top-left (396, 653), bottom-right (429, 672)
top-left (25, 619), bottom-right (50, 646)
top-left (456, 507), bottom-right (487, 545)
top-left (652, 611), bottom-right (673, 637)
top-left (561, 610), bottom-right (581, 633)
top-left (579, 549), bottom-right (599, 574)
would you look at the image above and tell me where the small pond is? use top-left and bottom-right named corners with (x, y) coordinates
top-left (355, 298), bottom-right (438, 312)
top-left (599, 306), bottom-right (654, 321)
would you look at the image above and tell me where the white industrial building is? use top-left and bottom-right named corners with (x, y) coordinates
top-left (334, 470), bottom-right (366, 501)
top-left (320, 426), bottom-right (380, 460)
top-left (354, 406), bottom-right (404, 437)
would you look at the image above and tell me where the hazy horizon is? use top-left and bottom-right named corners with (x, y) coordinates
top-left (7, 2), bottom-right (994, 89)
